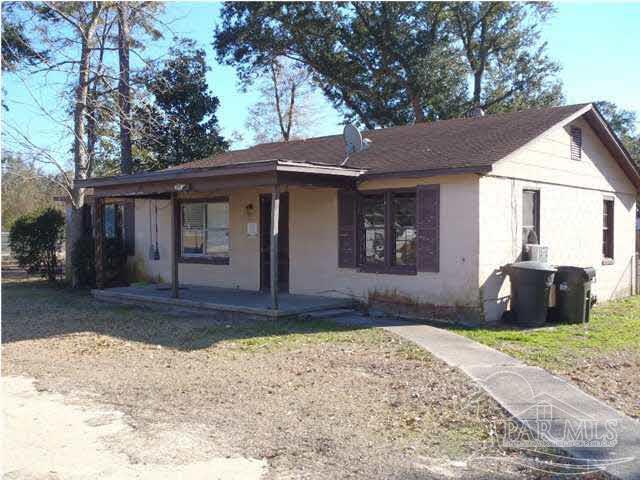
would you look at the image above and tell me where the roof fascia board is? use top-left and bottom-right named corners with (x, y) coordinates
top-left (360, 165), bottom-right (492, 181)
top-left (275, 161), bottom-right (366, 177)
top-left (585, 107), bottom-right (640, 188)
top-left (77, 160), bottom-right (281, 188)
top-left (78, 159), bottom-right (366, 190)
top-left (494, 104), bottom-right (593, 167)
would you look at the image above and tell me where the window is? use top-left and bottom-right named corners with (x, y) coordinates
top-left (104, 203), bottom-right (124, 241)
top-left (362, 194), bottom-right (385, 265)
top-left (102, 201), bottom-right (134, 255)
top-left (181, 200), bottom-right (229, 261)
top-left (360, 191), bottom-right (416, 273)
top-left (522, 190), bottom-right (540, 246)
top-left (570, 126), bottom-right (582, 160)
top-left (392, 193), bottom-right (417, 266)
top-left (603, 199), bottom-right (614, 260)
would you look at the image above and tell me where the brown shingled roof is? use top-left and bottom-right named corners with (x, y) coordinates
top-left (173, 103), bottom-right (590, 175)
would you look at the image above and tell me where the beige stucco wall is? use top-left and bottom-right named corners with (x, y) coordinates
top-left (132, 188), bottom-right (272, 290)
top-left (130, 175), bottom-right (481, 310)
top-left (479, 118), bottom-right (637, 322)
top-left (288, 175), bottom-right (481, 307)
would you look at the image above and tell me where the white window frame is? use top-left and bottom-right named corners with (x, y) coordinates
top-left (180, 200), bottom-right (230, 260)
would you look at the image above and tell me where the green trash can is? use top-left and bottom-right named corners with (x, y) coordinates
top-left (553, 266), bottom-right (596, 324)
top-left (505, 261), bottom-right (557, 327)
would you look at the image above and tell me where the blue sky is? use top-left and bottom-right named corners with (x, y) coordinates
top-left (2, 2), bottom-right (639, 168)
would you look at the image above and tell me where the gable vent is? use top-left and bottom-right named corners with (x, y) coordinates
top-left (570, 126), bottom-right (582, 160)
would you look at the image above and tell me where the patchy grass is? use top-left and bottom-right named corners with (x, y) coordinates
top-left (453, 296), bottom-right (640, 368)
top-left (453, 295), bottom-right (640, 418)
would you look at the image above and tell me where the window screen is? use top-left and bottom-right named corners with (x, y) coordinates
top-left (206, 202), bottom-right (229, 256)
top-left (359, 191), bottom-right (417, 270)
top-left (104, 204), bottom-right (124, 241)
top-left (522, 190), bottom-right (540, 246)
top-left (361, 194), bottom-right (385, 265)
top-left (181, 202), bottom-right (229, 258)
top-left (603, 199), bottom-right (614, 259)
top-left (182, 203), bottom-right (205, 255)
top-left (392, 193), bottom-right (416, 266)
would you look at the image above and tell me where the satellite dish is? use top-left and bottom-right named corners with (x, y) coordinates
top-left (343, 124), bottom-right (363, 156)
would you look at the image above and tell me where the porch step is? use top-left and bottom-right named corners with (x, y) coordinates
top-left (303, 308), bottom-right (358, 320)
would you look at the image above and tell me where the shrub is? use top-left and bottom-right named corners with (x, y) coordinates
top-left (71, 235), bottom-right (95, 287)
top-left (71, 236), bottom-right (127, 288)
top-left (9, 208), bottom-right (65, 282)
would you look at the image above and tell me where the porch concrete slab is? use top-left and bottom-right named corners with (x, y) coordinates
top-left (379, 322), bottom-right (640, 480)
top-left (92, 284), bottom-right (354, 319)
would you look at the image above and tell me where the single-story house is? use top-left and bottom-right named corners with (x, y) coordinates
top-left (77, 103), bottom-right (639, 322)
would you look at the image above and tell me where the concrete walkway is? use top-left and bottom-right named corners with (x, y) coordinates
top-left (366, 319), bottom-right (640, 479)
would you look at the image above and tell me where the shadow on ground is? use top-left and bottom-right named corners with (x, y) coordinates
top-left (1, 278), bottom-right (420, 351)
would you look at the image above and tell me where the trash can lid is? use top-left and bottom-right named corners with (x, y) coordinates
top-left (508, 261), bottom-right (557, 272)
top-left (556, 265), bottom-right (596, 280)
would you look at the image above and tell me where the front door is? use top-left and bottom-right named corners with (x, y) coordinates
top-left (260, 193), bottom-right (289, 292)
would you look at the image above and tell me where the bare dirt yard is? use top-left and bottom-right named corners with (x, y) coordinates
top-left (2, 278), bottom-right (607, 479)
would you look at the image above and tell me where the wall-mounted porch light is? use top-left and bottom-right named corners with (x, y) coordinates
top-left (245, 203), bottom-right (255, 217)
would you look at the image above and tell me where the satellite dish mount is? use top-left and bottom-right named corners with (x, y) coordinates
top-left (342, 124), bottom-right (370, 166)
top-left (343, 124), bottom-right (363, 156)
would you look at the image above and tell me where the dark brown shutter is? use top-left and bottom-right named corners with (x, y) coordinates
top-left (417, 185), bottom-right (440, 272)
top-left (81, 204), bottom-right (93, 237)
top-left (338, 190), bottom-right (358, 268)
top-left (123, 200), bottom-right (135, 256)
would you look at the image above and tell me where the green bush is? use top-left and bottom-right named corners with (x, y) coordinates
top-left (71, 236), bottom-right (127, 287)
top-left (71, 235), bottom-right (95, 287)
top-left (9, 208), bottom-right (65, 282)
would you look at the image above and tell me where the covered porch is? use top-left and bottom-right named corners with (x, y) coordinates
top-left (78, 159), bottom-right (365, 312)
top-left (92, 283), bottom-right (355, 319)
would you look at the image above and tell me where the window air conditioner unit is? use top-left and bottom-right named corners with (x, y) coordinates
top-left (525, 244), bottom-right (549, 263)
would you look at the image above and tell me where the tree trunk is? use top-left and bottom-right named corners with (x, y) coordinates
top-left (118, 2), bottom-right (132, 174)
top-left (271, 62), bottom-right (289, 142)
top-left (473, 70), bottom-right (482, 107)
top-left (69, 3), bottom-right (102, 287)
top-left (410, 94), bottom-right (426, 123)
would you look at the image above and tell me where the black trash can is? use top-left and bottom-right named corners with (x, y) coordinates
top-left (505, 261), bottom-right (557, 327)
top-left (553, 266), bottom-right (596, 324)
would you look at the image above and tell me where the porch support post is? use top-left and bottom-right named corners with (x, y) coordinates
top-left (94, 197), bottom-right (105, 289)
top-left (170, 192), bottom-right (179, 298)
top-left (270, 184), bottom-right (280, 310)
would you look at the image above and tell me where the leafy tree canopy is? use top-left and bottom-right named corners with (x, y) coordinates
top-left (215, 1), bottom-right (563, 128)
top-left (596, 101), bottom-right (640, 165)
top-left (450, 2), bottom-right (562, 114)
top-left (1, 2), bottom-right (46, 72)
top-left (134, 39), bottom-right (228, 170)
